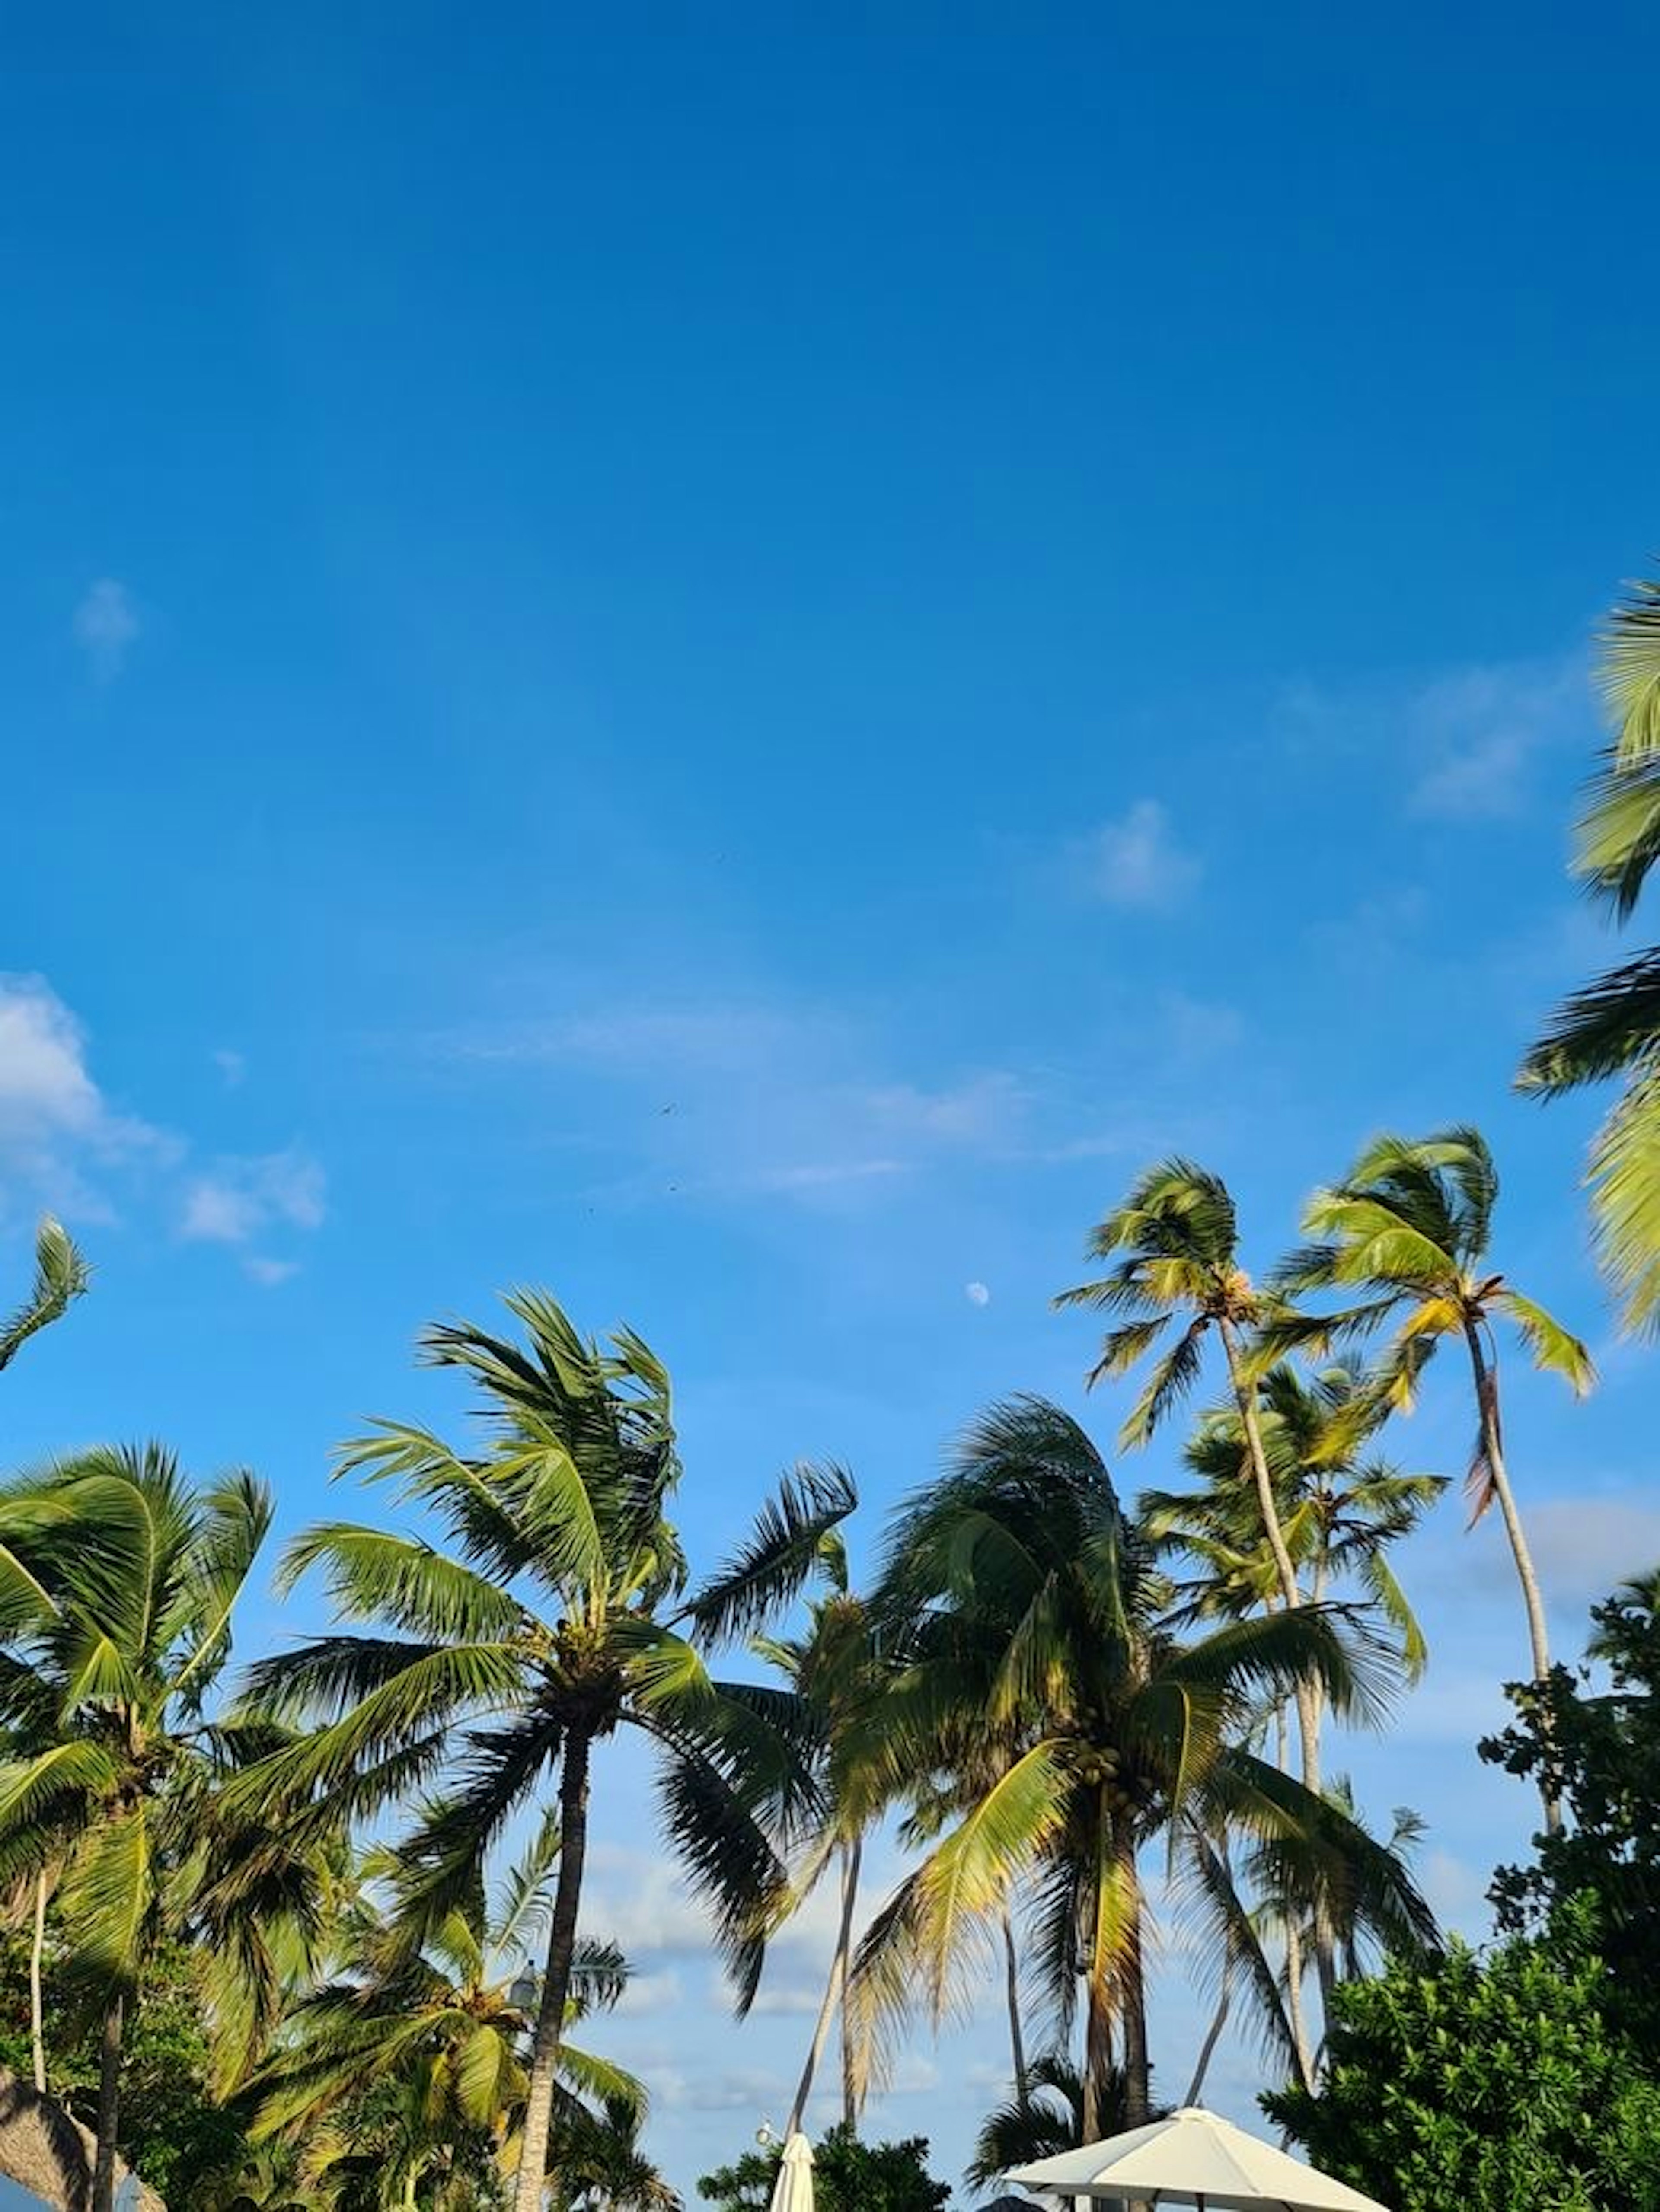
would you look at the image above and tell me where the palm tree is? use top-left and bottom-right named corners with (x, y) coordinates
top-left (551, 2097), bottom-right (680, 2212)
top-left (852, 1399), bottom-right (1434, 2135)
top-left (1520, 574), bottom-right (1660, 1334)
top-left (1277, 1130), bottom-right (1590, 1676)
top-left (1054, 1163), bottom-right (1309, 1679)
top-left (239, 1292), bottom-right (850, 2212)
top-left (1053, 1159), bottom-right (1351, 2017)
top-left (965, 2049), bottom-right (1097, 2191)
top-left (1142, 1363), bottom-right (1443, 2071)
top-left (250, 1823), bottom-right (646, 2207)
top-left (0, 1216), bottom-right (90, 1374)
top-left (0, 1213), bottom-right (90, 2097)
top-left (1146, 1365), bottom-right (1444, 1717)
top-left (0, 1446), bottom-right (316, 2212)
top-left (746, 1514), bottom-right (891, 2138)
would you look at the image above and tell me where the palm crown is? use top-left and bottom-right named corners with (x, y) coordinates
top-left (1054, 1159), bottom-right (1288, 1444)
top-left (1276, 1128), bottom-right (1593, 1506)
top-left (1144, 1364), bottom-right (1445, 1677)
top-left (237, 1291), bottom-right (845, 2212)
top-left (852, 1397), bottom-right (1432, 2137)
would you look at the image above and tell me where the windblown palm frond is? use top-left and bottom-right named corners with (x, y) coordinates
top-left (0, 1217), bottom-right (90, 1374)
top-left (1520, 574), bottom-right (1660, 1334)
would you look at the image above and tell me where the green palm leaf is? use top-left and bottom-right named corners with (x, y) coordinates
top-left (0, 1217), bottom-right (90, 1373)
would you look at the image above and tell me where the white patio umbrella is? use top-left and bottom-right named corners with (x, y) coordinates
top-left (1007, 2105), bottom-right (1391, 2211)
top-left (768, 2131), bottom-right (815, 2212)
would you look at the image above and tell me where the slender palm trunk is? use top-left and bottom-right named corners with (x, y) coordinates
top-left (838, 1839), bottom-right (863, 2132)
top-left (788, 1835), bottom-right (863, 2136)
top-left (1463, 1319), bottom-right (1560, 1833)
top-left (29, 1869), bottom-right (49, 2094)
top-left (1274, 1704), bottom-right (1315, 2091)
top-left (1001, 1906), bottom-right (1029, 2110)
top-left (513, 1730), bottom-right (594, 2212)
top-left (1222, 1322), bottom-right (1337, 2020)
top-left (91, 1992), bottom-right (123, 2212)
top-left (1184, 1959), bottom-right (1231, 2107)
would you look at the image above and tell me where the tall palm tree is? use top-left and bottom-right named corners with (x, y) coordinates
top-left (1142, 1363), bottom-right (1443, 2070)
top-left (0, 1216), bottom-right (90, 1374)
top-left (1054, 1162), bottom-right (1309, 1665)
top-left (251, 1824), bottom-right (645, 2206)
top-left (1276, 1129), bottom-right (1591, 1831)
top-left (0, 1213), bottom-right (89, 2096)
top-left (1521, 574), bottom-right (1660, 1333)
top-left (0, 1446), bottom-right (317, 2212)
top-left (239, 1292), bottom-right (849, 2212)
top-left (852, 1399), bottom-right (1433, 2135)
top-left (1053, 1157), bottom-right (1347, 2016)
top-left (746, 1517), bottom-right (891, 2138)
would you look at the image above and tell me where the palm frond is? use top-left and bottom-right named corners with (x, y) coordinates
top-left (0, 1217), bottom-right (90, 1373)
top-left (681, 1462), bottom-right (857, 1648)
top-left (1519, 950), bottom-right (1660, 1091)
top-left (1598, 572), bottom-right (1660, 764)
top-left (1582, 1063), bottom-right (1660, 1336)
top-left (1494, 1288), bottom-right (1595, 1393)
top-left (278, 1523), bottom-right (530, 1641)
top-left (1574, 749), bottom-right (1660, 918)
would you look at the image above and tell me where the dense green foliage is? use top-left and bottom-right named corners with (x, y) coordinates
top-left (0, 1935), bottom-right (248, 2202)
top-left (1484, 1571), bottom-right (1660, 2053)
top-left (1271, 1580), bottom-right (1660, 2210)
top-left (696, 2126), bottom-right (949, 2212)
top-left (1265, 1907), bottom-right (1660, 2211)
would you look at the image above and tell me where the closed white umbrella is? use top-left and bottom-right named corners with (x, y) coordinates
top-left (768, 2131), bottom-right (815, 2212)
top-left (1007, 2105), bottom-right (1390, 2211)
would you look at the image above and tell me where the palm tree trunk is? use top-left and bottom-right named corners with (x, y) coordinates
top-left (1462, 1319), bottom-right (1561, 1832)
top-left (1087, 1814), bottom-right (1148, 2135)
top-left (1222, 1321), bottom-right (1338, 2024)
top-left (1184, 1959), bottom-right (1231, 2107)
top-left (1002, 1906), bottom-right (1029, 2110)
top-left (1274, 1704), bottom-right (1315, 2091)
top-left (29, 1869), bottom-right (48, 2094)
top-left (788, 1836), bottom-right (863, 2136)
top-left (513, 1730), bottom-right (594, 2212)
top-left (838, 1839), bottom-right (862, 2132)
top-left (91, 1992), bottom-right (123, 2212)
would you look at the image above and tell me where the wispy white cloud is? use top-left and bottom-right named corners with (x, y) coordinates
top-left (242, 1256), bottom-right (300, 1288)
top-left (1081, 799), bottom-right (1203, 911)
top-left (1277, 653), bottom-right (1588, 822)
top-left (434, 999), bottom-right (1038, 1207)
top-left (72, 578), bottom-right (141, 681)
top-left (213, 1048), bottom-right (246, 1089)
top-left (1497, 1497), bottom-right (1660, 1612)
top-left (859, 1071), bottom-right (1030, 1146)
top-left (1410, 661), bottom-right (1586, 818)
top-left (744, 1158), bottom-right (906, 1195)
top-left (180, 1147), bottom-right (326, 1246)
top-left (0, 974), bottom-right (173, 1216)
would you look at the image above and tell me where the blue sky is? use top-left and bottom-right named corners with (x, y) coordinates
top-left (4, 2), bottom-right (1660, 2195)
